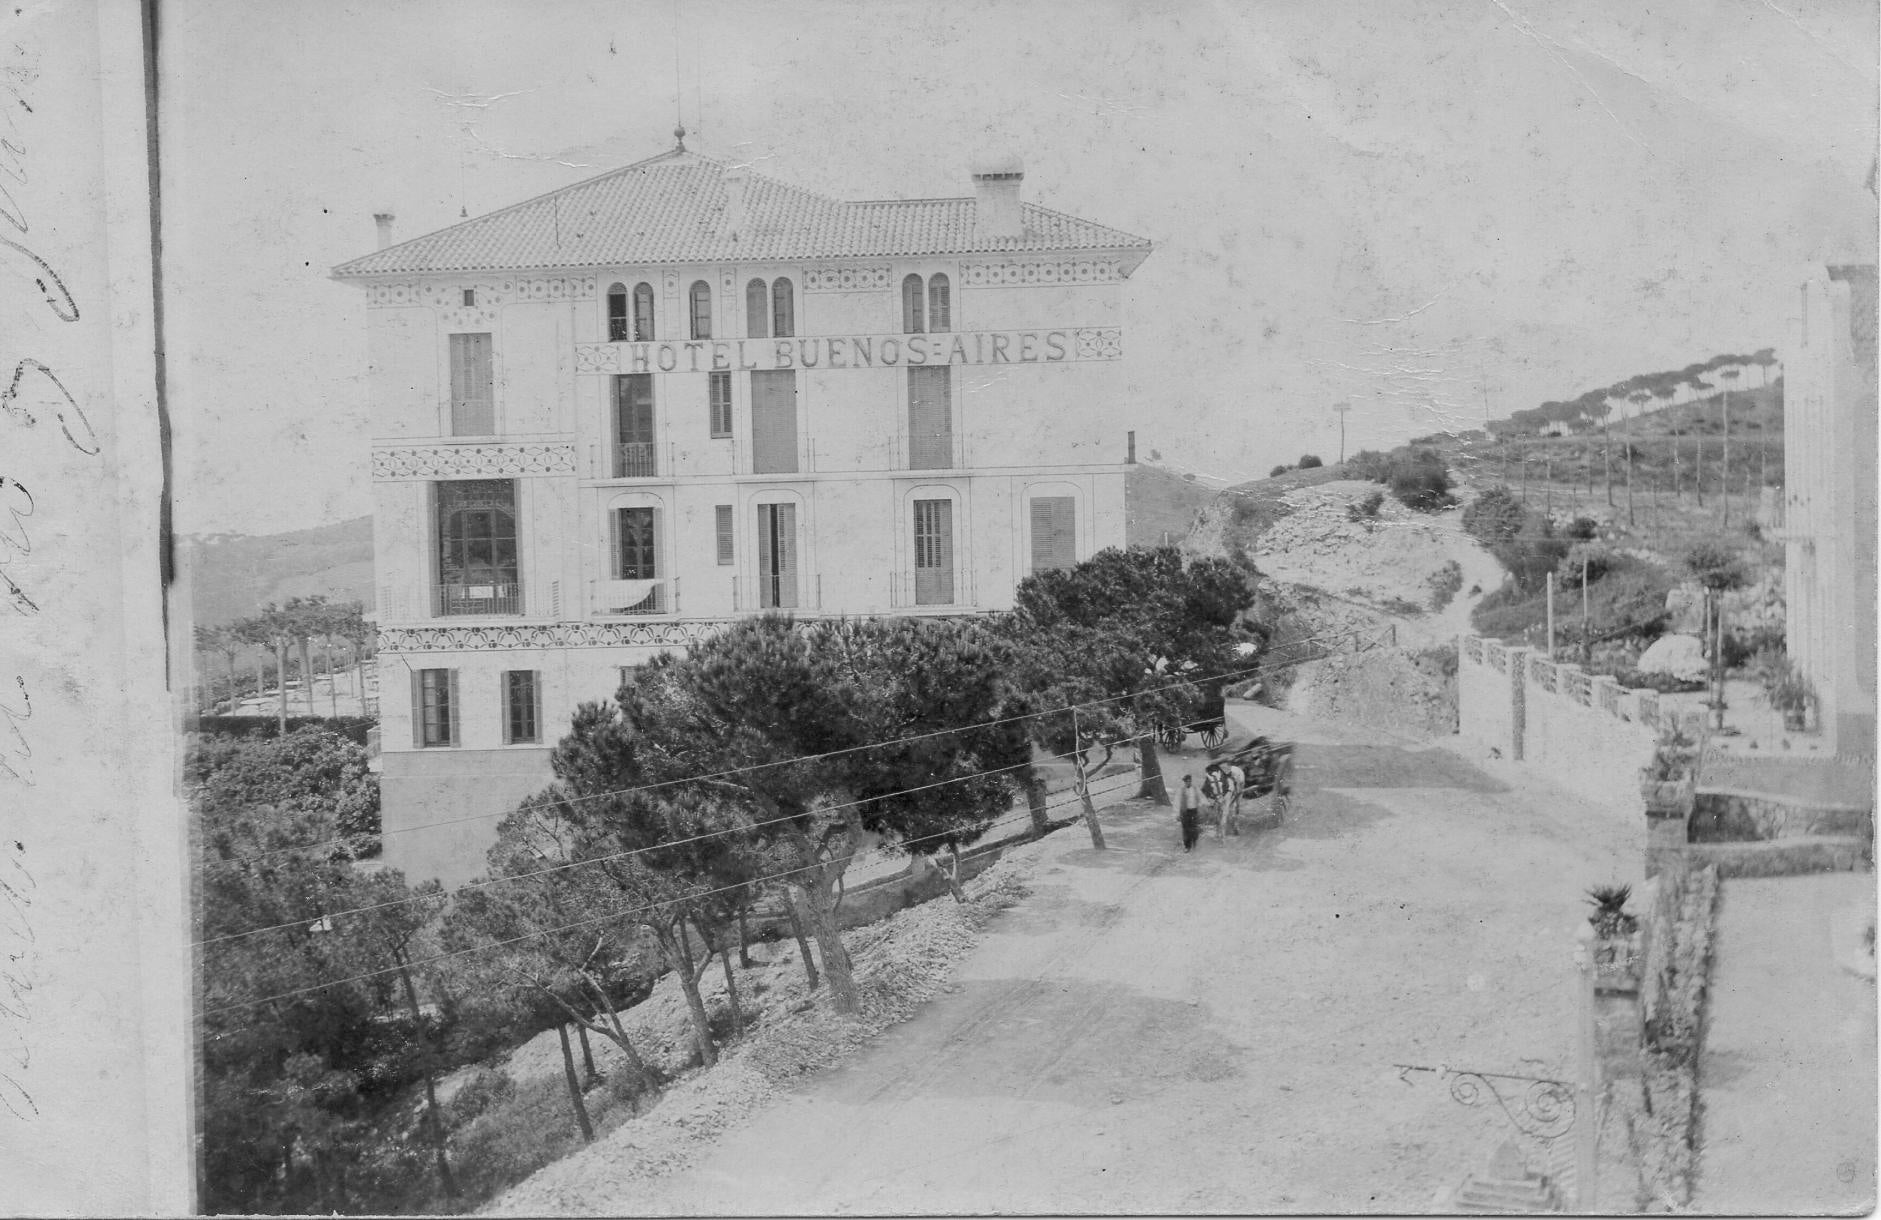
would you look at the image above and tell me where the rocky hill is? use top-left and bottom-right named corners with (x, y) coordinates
top-left (187, 516), bottom-right (374, 627)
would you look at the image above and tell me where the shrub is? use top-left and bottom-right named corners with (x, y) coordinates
top-left (1346, 490), bottom-right (1385, 521)
top-left (1427, 559), bottom-right (1464, 611)
top-left (1566, 516), bottom-right (1600, 541)
top-left (1296, 453), bottom-right (1324, 469)
top-left (1386, 448), bottom-right (1454, 512)
top-left (1558, 541), bottom-right (1616, 589)
top-left (1491, 528), bottom-right (1570, 593)
top-left (1269, 464), bottom-right (1292, 478)
top-left (1462, 487), bottom-right (1526, 546)
top-left (1613, 669), bottom-right (1707, 694)
top-left (1683, 538), bottom-right (1748, 591)
top-left (1346, 448), bottom-right (1392, 482)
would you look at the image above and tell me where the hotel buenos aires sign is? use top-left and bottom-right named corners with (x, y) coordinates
top-left (575, 327), bottom-right (1122, 375)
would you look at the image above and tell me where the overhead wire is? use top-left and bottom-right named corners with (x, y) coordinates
top-left (202, 773), bottom-right (1147, 1020)
top-left (198, 624), bottom-right (1386, 870)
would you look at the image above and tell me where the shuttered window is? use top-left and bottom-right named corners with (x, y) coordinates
top-left (502, 670), bottom-right (540, 745)
top-left (928, 274), bottom-right (950, 332)
top-left (689, 280), bottom-right (712, 339)
top-left (913, 498), bottom-right (954, 605)
top-left (908, 366), bottom-right (952, 469)
top-left (414, 668), bottom-right (457, 747)
top-left (1030, 496), bottom-right (1077, 572)
top-left (614, 374), bottom-right (657, 477)
top-left (709, 371), bottom-right (733, 438)
top-left (750, 370), bottom-right (799, 474)
top-left (715, 504), bottom-right (734, 565)
top-left (745, 278), bottom-right (769, 338)
top-left (901, 274), bottom-right (925, 333)
top-left (757, 502), bottom-right (798, 609)
top-left (449, 332), bottom-right (494, 435)
top-left (771, 278), bottom-right (795, 338)
top-left (632, 282), bottom-right (655, 341)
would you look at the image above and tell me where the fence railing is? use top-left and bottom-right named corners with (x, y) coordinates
top-left (436, 582), bottom-right (523, 617)
top-left (614, 441), bottom-right (659, 478)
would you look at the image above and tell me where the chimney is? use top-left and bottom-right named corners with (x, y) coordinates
top-left (1127, 430), bottom-right (1136, 464)
top-left (372, 212), bottom-right (395, 250)
top-left (722, 167), bottom-right (748, 243)
top-left (971, 154), bottom-right (1025, 242)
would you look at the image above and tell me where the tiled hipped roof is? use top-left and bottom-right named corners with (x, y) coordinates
top-left (333, 149), bottom-right (1152, 278)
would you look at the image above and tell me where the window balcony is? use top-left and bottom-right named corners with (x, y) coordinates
top-left (437, 581), bottom-right (524, 617)
top-left (594, 578), bottom-right (669, 616)
top-left (615, 441), bottom-right (660, 478)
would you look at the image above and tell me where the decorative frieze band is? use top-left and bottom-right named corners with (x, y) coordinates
top-left (379, 620), bottom-right (719, 653)
top-left (961, 259), bottom-right (1125, 288)
top-left (365, 276), bottom-right (599, 309)
top-left (372, 444), bottom-right (578, 480)
top-left (802, 267), bottom-right (893, 292)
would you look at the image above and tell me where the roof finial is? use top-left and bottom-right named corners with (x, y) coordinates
top-left (674, 123), bottom-right (687, 152)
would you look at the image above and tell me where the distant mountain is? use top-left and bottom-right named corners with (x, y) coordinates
top-left (186, 517), bottom-right (374, 628)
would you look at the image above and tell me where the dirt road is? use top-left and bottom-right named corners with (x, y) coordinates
top-left (592, 705), bottom-right (1643, 1213)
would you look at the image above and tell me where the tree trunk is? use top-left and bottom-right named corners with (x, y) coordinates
top-left (1021, 769), bottom-right (1051, 838)
top-left (582, 977), bottom-right (656, 1092)
top-left (785, 904), bottom-right (820, 991)
top-left (556, 1024), bottom-right (595, 1142)
top-left (945, 845), bottom-right (967, 903)
top-left (1603, 425), bottom-right (1613, 506)
top-left (275, 641), bottom-right (289, 735)
top-left (393, 953), bottom-right (457, 1202)
top-left (1137, 736), bottom-right (1170, 805)
top-left (325, 638), bottom-right (339, 718)
top-left (710, 928), bottom-right (746, 1040)
top-left (788, 876), bottom-right (858, 1015)
top-left (575, 1021), bottom-right (597, 1084)
top-left (1070, 755), bottom-right (1107, 850)
top-left (296, 638), bottom-right (313, 714)
top-left (655, 924), bottom-right (717, 1066)
top-left (736, 900), bottom-right (753, 969)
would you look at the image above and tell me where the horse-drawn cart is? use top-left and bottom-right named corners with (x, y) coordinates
top-left (1156, 681), bottom-right (1229, 751)
top-left (1229, 735), bottom-right (1294, 825)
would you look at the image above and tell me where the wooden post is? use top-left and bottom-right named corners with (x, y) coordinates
top-left (1546, 574), bottom-right (1556, 660)
top-left (1575, 930), bottom-right (1600, 1211)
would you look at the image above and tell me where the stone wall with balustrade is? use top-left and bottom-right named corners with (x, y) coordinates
top-left (1459, 635), bottom-right (1694, 815)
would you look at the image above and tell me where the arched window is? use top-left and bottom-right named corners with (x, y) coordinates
top-left (927, 273), bottom-right (950, 333)
top-left (689, 280), bottom-right (712, 340)
top-left (745, 278), bottom-right (769, 338)
top-left (631, 282), bottom-right (655, 341)
top-left (606, 282), bottom-right (629, 341)
top-left (771, 277), bottom-right (795, 338)
top-left (901, 273), bottom-right (925, 334)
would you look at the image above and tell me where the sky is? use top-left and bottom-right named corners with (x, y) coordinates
top-left (160, 0), bottom-right (1879, 535)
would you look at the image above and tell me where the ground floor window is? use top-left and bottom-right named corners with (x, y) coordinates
top-left (502, 670), bottom-right (540, 744)
top-left (415, 668), bottom-right (456, 747)
top-left (1030, 495), bottom-right (1077, 572)
top-left (913, 497), bottom-right (955, 605)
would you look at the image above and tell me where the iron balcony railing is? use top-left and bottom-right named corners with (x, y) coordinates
top-left (436, 581), bottom-right (523, 617)
top-left (615, 441), bottom-right (659, 478)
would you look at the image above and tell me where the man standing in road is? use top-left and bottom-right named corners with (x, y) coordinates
top-left (1177, 773), bottom-right (1203, 851)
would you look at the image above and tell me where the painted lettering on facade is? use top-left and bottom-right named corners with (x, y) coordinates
top-left (574, 327), bottom-right (1120, 375)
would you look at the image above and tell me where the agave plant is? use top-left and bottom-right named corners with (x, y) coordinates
top-left (1585, 884), bottom-right (1639, 937)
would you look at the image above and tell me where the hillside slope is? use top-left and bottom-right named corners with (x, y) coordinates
top-left (186, 516), bottom-right (374, 627)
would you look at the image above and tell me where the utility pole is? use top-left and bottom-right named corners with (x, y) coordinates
top-left (1333, 401), bottom-right (1351, 466)
top-left (1546, 572), bottom-right (1556, 660)
top-left (1720, 381), bottom-right (1731, 528)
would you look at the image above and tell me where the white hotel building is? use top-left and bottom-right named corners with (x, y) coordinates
top-left (333, 145), bottom-right (1154, 885)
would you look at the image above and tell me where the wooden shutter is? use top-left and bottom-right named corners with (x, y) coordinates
top-left (632, 283), bottom-right (654, 340)
top-left (1030, 496), bottom-right (1076, 572)
top-left (450, 333), bottom-right (494, 435)
top-left (901, 274), bottom-right (924, 333)
top-left (410, 669), bottom-right (423, 748)
top-left (928, 274), bottom-right (950, 332)
top-left (709, 372), bottom-right (732, 437)
top-left (908, 367), bottom-right (951, 469)
top-left (445, 669), bottom-right (459, 746)
top-left (758, 502), bottom-right (798, 609)
top-left (751, 370), bottom-right (799, 474)
top-left (500, 671), bottom-right (514, 745)
top-left (715, 504), bottom-right (734, 565)
top-left (745, 279), bottom-right (769, 338)
top-left (689, 280), bottom-right (712, 339)
top-left (772, 278), bottom-right (795, 338)
top-left (913, 499), bottom-right (953, 605)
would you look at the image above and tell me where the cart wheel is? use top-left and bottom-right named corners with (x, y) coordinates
top-left (1201, 723), bottom-right (1228, 750)
top-left (1272, 791), bottom-right (1290, 823)
top-left (1158, 725), bottom-right (1185, 751)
